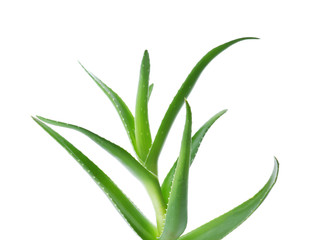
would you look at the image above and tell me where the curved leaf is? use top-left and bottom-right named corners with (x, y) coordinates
top-left (179, 158), bottom-right (279, 240)
top-left (32, 117), bottom-right (157, 240)
top-left (135, 50), bottom-right (152, 161)
top-left (36, 116), bottom-right (155, 184)
top-left (159, 101), bottom-right (192, 240)
top-left (161, 109), bottom-right (227, 205)
top-left (145, 37), bottom-right (258, 174)
top-left (79, 63), bottom-right (139, 158)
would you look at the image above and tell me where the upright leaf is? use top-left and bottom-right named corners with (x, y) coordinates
top-left (145, 37), bottom-right (258, 174)
top-left (161, 109), bottom-right (227, 205)
top-left (148, 83), bottom-right (154, 101)
top-left (36, 116), bottom-right (155, 184)
top-left (179, 158), bottom-right (279, 240)
top-left (135, 50), bottom-right (152, 161)
top-left (79, 63), bottom-right (138, 158)
top-left (32, 117), bottom-right (157, 240)
top-left (159, 101), bottom-right (192, 240)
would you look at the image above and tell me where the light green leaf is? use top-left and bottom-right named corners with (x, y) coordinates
top-left (145, 37), bottom-right (258, 174)
top-left (148, 83), bottom-right (154, 101)
top-left (135, 50), bottom-right (152, 161)
top-left (159, 101), bottom-right (192, 240)
top-left (32, 117), bottom-right (157, 240)
top-left (79, 63), bottom-right (139, 158)
top-left (179, 158), bottom-right (279, 240)
top-left (161, 109), bottom-right (227, 205)
top-left (36, 116), bottom-right (155, 184)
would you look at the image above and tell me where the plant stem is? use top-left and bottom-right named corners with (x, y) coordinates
top-left (145, 177), bottom-right (167, 236)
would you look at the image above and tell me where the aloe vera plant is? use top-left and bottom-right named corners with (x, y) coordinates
top-left (33, 37), bottom-right (279, 240)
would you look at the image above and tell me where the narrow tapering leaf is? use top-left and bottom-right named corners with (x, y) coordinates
top-left (79, 63), bottom-right (139, 158)
top-left (179, 158), bottom-right (279, 240)
top-left (148, 83), bottom-right (154, 101)
top-left (36, 116), bottom-right (155, 184)
top-left (159, 101), bottom-right (192, 240)
top-left (135, 50), bottom-right (152, 161)
top-left (145, 37), bottom-right (258, 174)
top-left (162, 109), bottom-right (227, 205)
top-left (32, 117), bottom-right (157, 240)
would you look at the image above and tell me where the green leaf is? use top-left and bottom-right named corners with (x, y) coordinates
top-left (159, 101), bottom-right (192, 240)
top-left (79, 63), bottom-right (139, 159)
top-left (179, 158), bottom-right (279, 240)
top-left (145, 37), bottom-right (258, 174)
top-left (135, 50), bottom-right (152, 161)
top-left (32, 117), bottom-right (157, 240)
top-left (36, 116), bottom-right (155, 184)
top-left (148, 83), bottom-right (154, 101)
top-left (161, 109), bottom-right (227, 205)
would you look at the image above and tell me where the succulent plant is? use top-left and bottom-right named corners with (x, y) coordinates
top-left (33, 37), bottom-right (279, 240)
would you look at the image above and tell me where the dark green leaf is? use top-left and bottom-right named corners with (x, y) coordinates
top-left (79, 63), bottom-right (139, 159)
top-left (145, 37), bottom-right (258, 174)
top-left (179, 158), bottom-right (279, 240)
top-left (159, 101), bottom-right (192, 240)
top-left (161, 109), bottom-right (227, 205)
top-left (36, 116), bottom-right (155, 184)
top-left (32, 117), bottom-right (157, 240)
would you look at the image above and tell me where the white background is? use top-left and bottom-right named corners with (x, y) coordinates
top-left (1, 1), bottom-right (310, 239)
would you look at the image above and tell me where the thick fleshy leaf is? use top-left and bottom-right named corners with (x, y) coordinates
top-left (135, 50), bottom-right (152, 161)
top-left (159, 101), bottom-right (192, 240)
top-left (36, 116), bottom-right (155, 184)
top-left (145, 37), bottom-right (258, 174)
top-left (179, 158), bottom-right (279, 240)
top-left (32, 117), bottom-right (157, 240)
top-left (79, 63), bottom-right (138, 158)
top-left (148, 83), bottom-right (154, 101)
top-left (161, 109), bottom-right (227, 205)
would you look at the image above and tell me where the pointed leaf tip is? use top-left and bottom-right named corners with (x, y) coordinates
top-left (246, 37), bottom-right (259, 40)
top-left (36, 115), bottom-right (155, 184)
top-left (161, 108), bottom-right (227, 205)
top-left (135, 49), bottom-right (152, 161)
top-left (145, 37), bottom-right (257, 174)
top-left (33, 117), bottom-right (157, 240)
top-left (179, 157), bottom-right (279, 240)
top-left (79, 64), bottom-right (138, 158)
top-left (159, 103), bottom-right (192, 240)
top-left (147, 83), bottom-right (154, 102)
